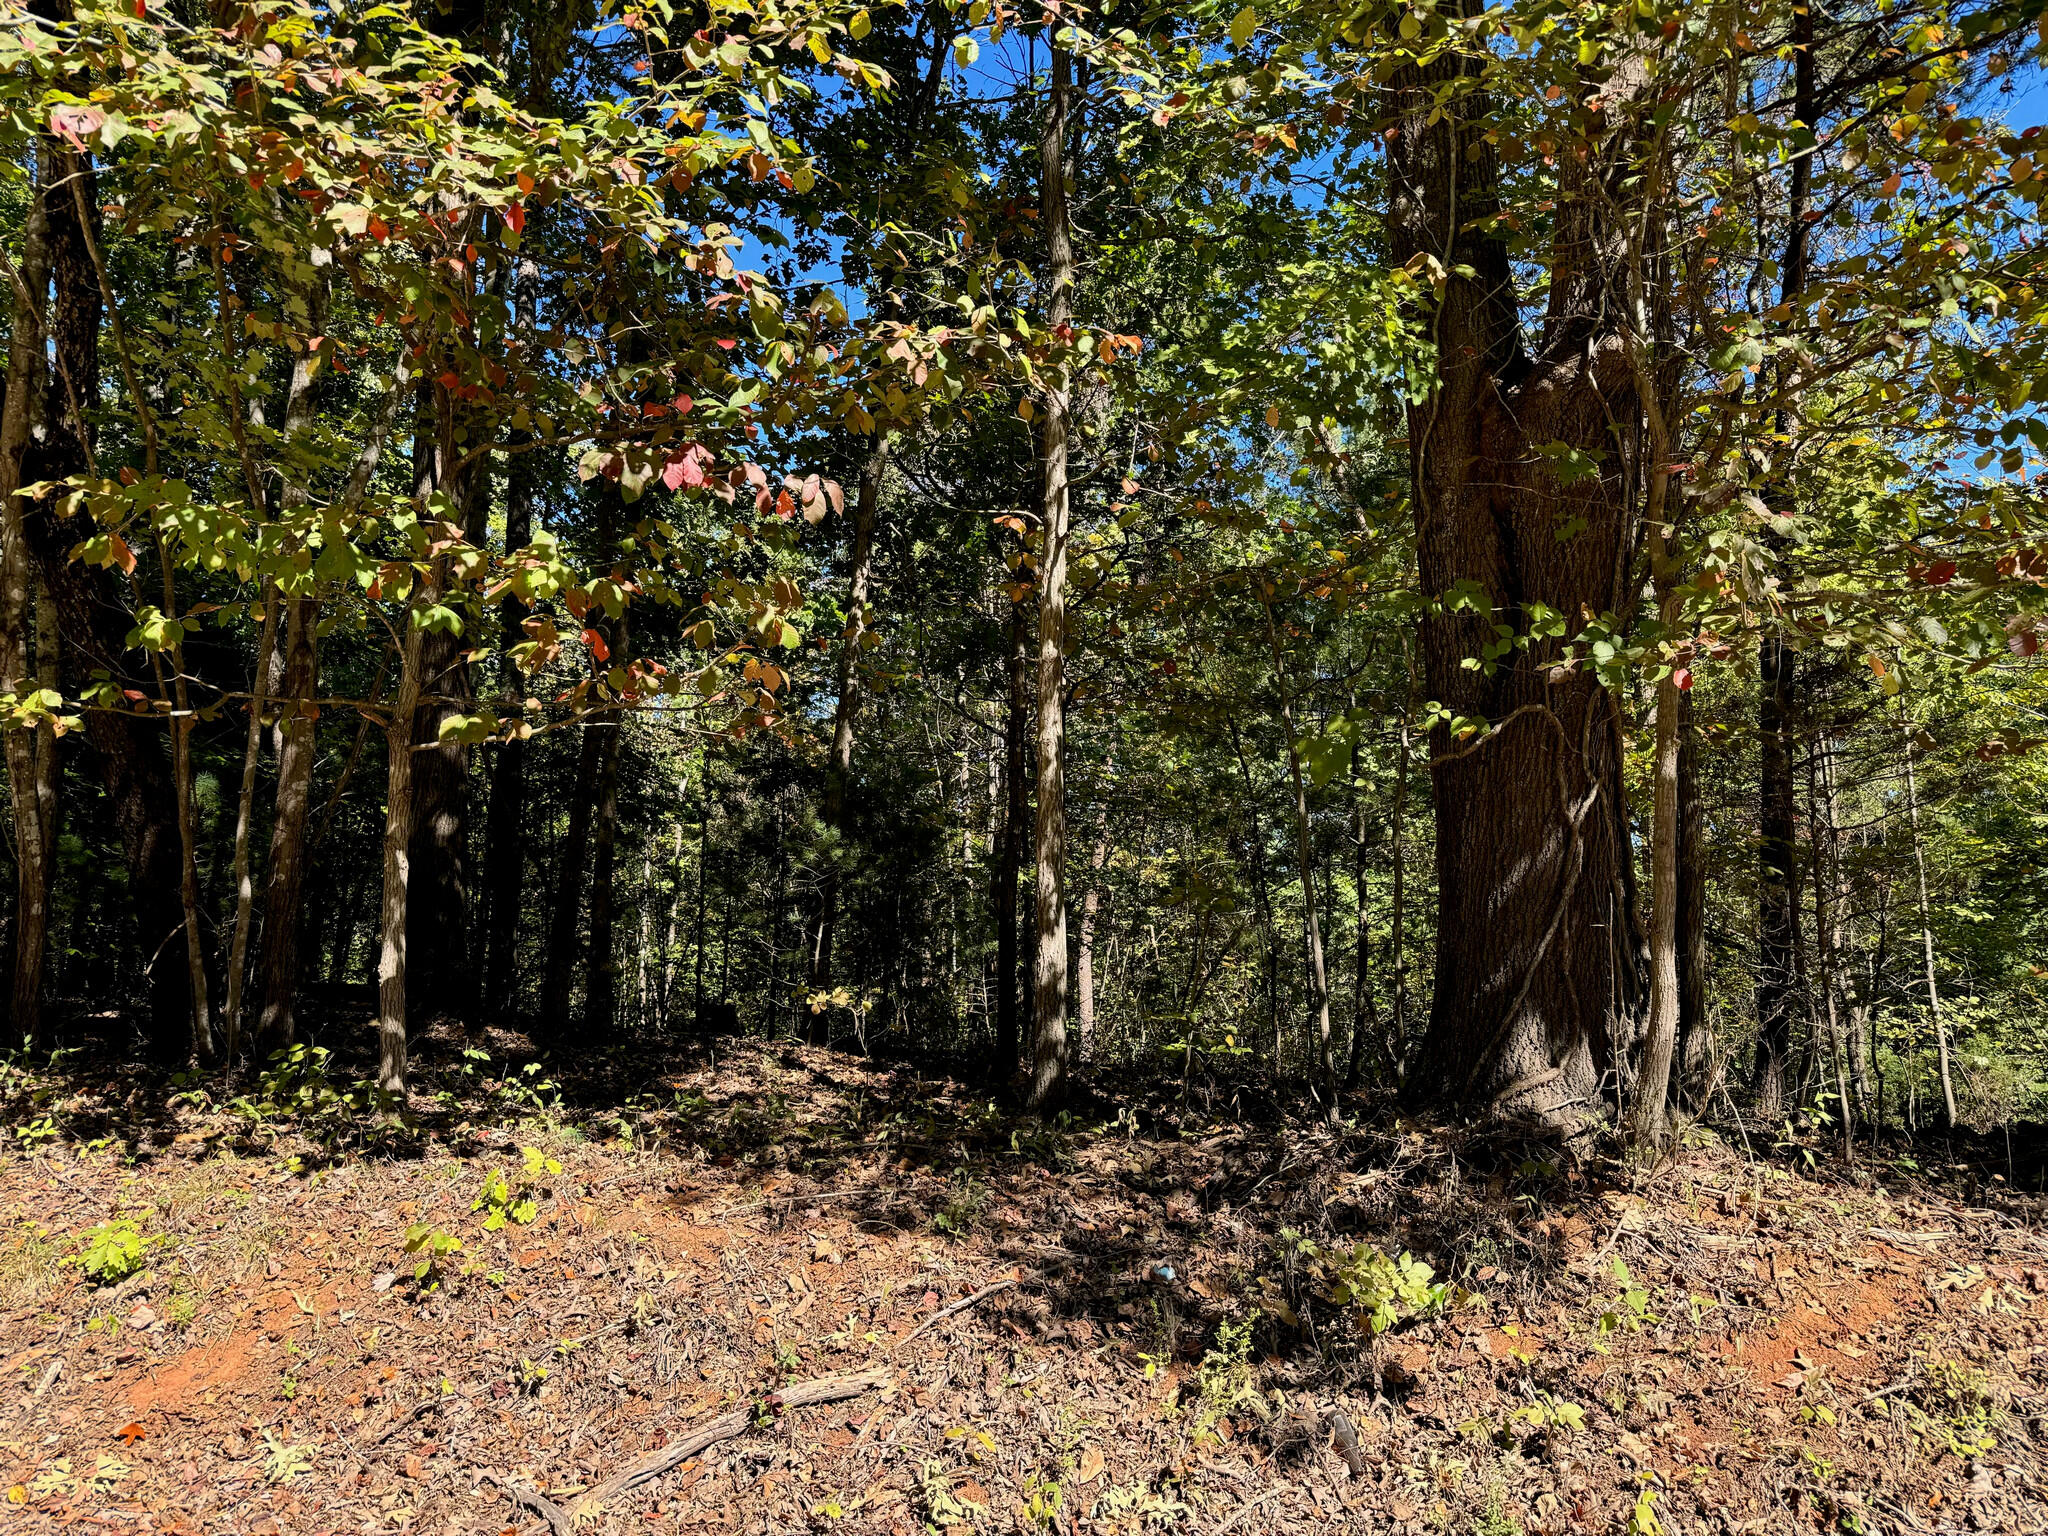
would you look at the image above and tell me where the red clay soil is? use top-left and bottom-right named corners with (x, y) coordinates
top-left (2, 1041), bottom-right (2044, 1535)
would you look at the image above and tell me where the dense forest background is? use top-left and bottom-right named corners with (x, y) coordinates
top-left (5, 0), bottom-right (2048, 1148)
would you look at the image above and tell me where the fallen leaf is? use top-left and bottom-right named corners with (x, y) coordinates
top-left (1076, 1446), bottom-right (1105, 1483)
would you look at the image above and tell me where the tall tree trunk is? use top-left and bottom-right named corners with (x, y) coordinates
top-left (1387, 31), bottom-right (1655, 1121)
top-left (1900, 711), bottom-right (1959, 1129)
top-left (1628, 528), bottom-right (1684, 1144)
top-left (1673, 687), bottom-right (1708, 1112)
top-left (1264, 605), bottom-right (1337, 1115)
top-left (1228, 721), bottom-right (1282, 1078)
top-left (809, 441), bottom-right (887, 1038)
top-left (222, 593), bottom-right (279, 1056)
top-left (377, 608), bottom-right (429, 1105)
top-left (1345, 729), bottom-right (1376, 1091)
top-left (404, 387), bottom-right (483, 1026)
top-left (481, 254), bottom-right (539, 1021)
top-left (993, 594), bottom-right (1030, 1076)
top-left (1075, 809), bottom-right (1110, 1064)
top-left (0, 160), bottom-right (53, 1044)
top-left (583, 611), bottom-right (626, 1040)
top-left (1025, 37), bottom-right (1076, 1112)
top-left (1754, 0), bottom-right (1816, 1124)
top-left (1390, 651), bottom-right (1411, 1078)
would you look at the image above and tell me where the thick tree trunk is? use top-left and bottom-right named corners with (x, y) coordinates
top-left (0, 162), bottom-right (53, 1044)
top-left (1388, 28), bottom-right (1652, 1122)
top-left (1025, 39), bottom-right (1076, 1112)
top-left (809, 441), bottom-right (886, 1038)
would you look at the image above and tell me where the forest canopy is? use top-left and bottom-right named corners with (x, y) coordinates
top-left (4, 0), bottom-right (2048, 1147)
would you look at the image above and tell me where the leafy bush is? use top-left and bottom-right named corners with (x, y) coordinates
top-left (1326, 1244), bottom-right (1449, 1335)
top-left (73, 1220), bottom-right (151, 1286)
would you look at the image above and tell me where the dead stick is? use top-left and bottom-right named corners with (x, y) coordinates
top-left (566, 1369), bottom-right (888, 1518)
top-left (486, 1472), bottom-right (576, 1536)
top-left (894, 1278), bottom-right (1016, 1351)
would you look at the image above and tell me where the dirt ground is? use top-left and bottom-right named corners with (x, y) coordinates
top-left (3, 1035), bottom-right (2045, 1535)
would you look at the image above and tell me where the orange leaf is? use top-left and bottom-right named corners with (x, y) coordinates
top-left (116, 1423), bottom-right (146, 1445)
top-left (583, 627), bottom-right (610, 662)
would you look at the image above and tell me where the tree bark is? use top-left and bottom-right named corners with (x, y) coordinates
top-left (1025, 37), bottom-right (1076, 1112)
top-left (993, 592), bottom-right (1030, 1077)
top-left (1075, 808), bottom-right (1110, 1064)
top-left (1673, 687), bottom-right (1708, 1112)
top-left (541, 709), bottom-right (602, 1034)
top-left (0, 160), bottom-right (53, 1044)
top-left (1387, 22), bottom-right (1652, 1122)
top-left (378, 606), bottom-right (429, 1105)
top-left (1628, 533), bottom-right (1683, 1144)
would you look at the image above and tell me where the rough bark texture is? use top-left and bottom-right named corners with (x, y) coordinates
top-left (1754, 637), bottom-right (1800, 1120)
top-left (1388, 26), bottom-right (1651, 1121)
top-left (0, 151), bottom-right (53, 1043)
top-left (1674, 688), bottom-right (1709, 1111)
top-left (1025, 40), bottom-right (1075, 1112)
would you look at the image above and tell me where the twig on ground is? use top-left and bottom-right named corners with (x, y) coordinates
top-left (893, 1278), bottom-right (1017, 1351)
top-left (509, 1369), bottom-right (891, 1524)
top-left (1215, 1487), bottom-right (1284, 1534)
top-left (486, 1472), bottom-right (576, 1536)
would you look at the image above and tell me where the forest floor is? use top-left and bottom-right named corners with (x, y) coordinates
top-left (2, 1031), bottom-right (2046, 1536)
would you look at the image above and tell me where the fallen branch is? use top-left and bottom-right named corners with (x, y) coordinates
top-left (496, 1369), bottom-right (890, 1527)
top-left (894, 1278), bottom-right (1017, 1351)
top-left (486, 1472), bottom-right (576, 1536)
top-left (1324, 1409), bottom-right (1368, 1477)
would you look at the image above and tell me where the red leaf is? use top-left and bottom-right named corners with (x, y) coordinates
top-left (506, 202), bottom-right (525, 234)
top-left (368, 216), bottom-right (389, 241)
top-left (1673, 667), bottom-right (1692, 691)
top-left (714, 338), bottom-right (737, 350)
top-left (583, 627), bottom-right (610, 662)
top-left (109, 534), bottom-right (136, 575)
top-left (1928, 559), bottom-right (1957, 584)
top-left (673, 394), bottom-right (694, 415)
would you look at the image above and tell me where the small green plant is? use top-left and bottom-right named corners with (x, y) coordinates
top-left (931, 1173), bottom-right (988, 1238)
top-left (1473, 1484), bottom-right (1525, 1536)
top-left (516, 1355), bottom-right (549, 1393)
top-left (1625, 1478), bottom-right (1663, 1536)
top-left (1510, 1390), bottom-right (1586, 1436)
top-left (1327, 1245), bottom-right (1449, 1334)
top-left (1192, 1315), bottom-right (1270, 1443)
top-left (73, 1220), bottom-right (151, 1286)
top-left (1902, 1353), bottom-right (1999, 1460)
top-left (402, 1223), bottom-right (463, 1288)
top-left (1592, 1257), bottom-right (1659, 1350)
top-left (473, 1146), bottom-right (561, 1231)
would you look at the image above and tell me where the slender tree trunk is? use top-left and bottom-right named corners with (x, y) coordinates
top-left (1025, 38), bottom-right (1076, 1112)
top-left (1264, 605), bottom-right (1337, 1115)
top-left (1754, 1), bottom-right (1816, 1123)
top-left (809, 442), bottom-right (887, 1038)
top-left (1628, 531), bottom-right (1684, 1144)
top-left (1229, 721), bottom-right (1282, 1079)
top-left (584, 644), bottom-right (625, 1040)
top-left (0, 168), bottom-right (53, 1044)
top-left (1346, 731), bottom-right (1376, 1091)
top-left (1390, 655), bottom-right (1411, 1078)
top-left (221, 592), bottom-right (279, 1056)
top-left (1075, 808), bottom-right (1109, 1064)
top-left (1673, 687), bottom-right (1707, 1112)
top-left (378, 610), bottom-right (429, 1104)
top-left (1900, 711), bottom-right (1959, 1129)
top-left (994, 594), bottom-right (1029, 1076)
top-left (481, 254), bottom-right (539, 1021)
top-left (693, 793), bottom-right (711, 1025)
